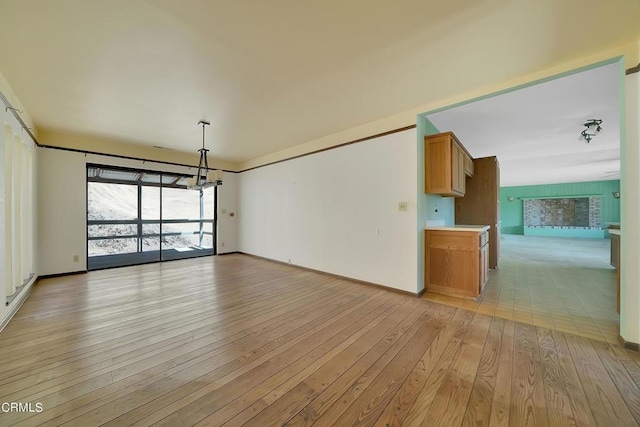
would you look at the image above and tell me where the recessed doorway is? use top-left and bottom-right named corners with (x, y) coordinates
top-left (421, 60), bottom-right (622, 342)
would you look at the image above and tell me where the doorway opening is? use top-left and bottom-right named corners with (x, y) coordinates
top-left (420, 60), bottom-right (622, 342)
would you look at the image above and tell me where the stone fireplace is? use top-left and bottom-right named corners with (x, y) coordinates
top-left (523, 196), bottom-right (604, 238)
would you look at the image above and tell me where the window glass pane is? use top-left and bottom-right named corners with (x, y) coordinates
top-left (160, 174), bottom-right (181, 185)
top-left (201, 223), bottom-right (214, 248)
top-left (142, 237), bottom-right (160, 252)
top-left (88, 238), bottom-right (138, 257)
top-left (162, 187), bottom-right (200, 220)
top-left (142, 223), bottom-right (160, 236)
top-left (142, 186), bottom-right (160, 220)
top-left (162, 222), bottom-right (213, 249)
top-left (88, 224), bottom-right (137, 238)
top-left (98, 169), bottom-right (141, 182)
top-left (88, 182), bottom-right (137, 220)
top-left (203, 187), bottom-right (215, 219)
top-left (175, 176), bottom-right (190, 186)
top-left (140, 172), bottom-right (161, 184)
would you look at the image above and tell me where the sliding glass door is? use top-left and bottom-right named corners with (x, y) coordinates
top-left (87, 165), bottom-right (216, 270)
top-left (87, 181), bottom-right (146, 269)
top-left (160, 186), bottom-right (215, 261)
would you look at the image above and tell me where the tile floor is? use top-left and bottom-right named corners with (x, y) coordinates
top-left (423, 234), bottom-right (619, 343)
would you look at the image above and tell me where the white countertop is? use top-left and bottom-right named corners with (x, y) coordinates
top-left (609, 229), bottom-right (621, 236)
top-left (425, 225), bottom-right (490, 233)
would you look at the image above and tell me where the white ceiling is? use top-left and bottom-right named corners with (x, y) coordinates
top-left (0, 1), bottom-right (639, 164)
top-left (427, 63), bottom-right (621, 186)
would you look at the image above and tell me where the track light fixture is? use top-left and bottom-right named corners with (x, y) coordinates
top-left (580, 119), bottom-right (602, 143)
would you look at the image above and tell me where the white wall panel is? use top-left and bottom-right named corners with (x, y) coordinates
top-left (238, 129), bottom-right (418, 293)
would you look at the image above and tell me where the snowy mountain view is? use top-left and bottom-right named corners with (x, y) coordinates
top-left (87, 182), bottom-right (214, 257)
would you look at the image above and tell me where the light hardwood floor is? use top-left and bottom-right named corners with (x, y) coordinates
top-left (1, 254), bottom-right (639, 426)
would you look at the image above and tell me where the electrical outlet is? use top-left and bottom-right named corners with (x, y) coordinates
top-left (73, 255), bottom-right (79, 262)
top-left (398, 202), bottom-right (408, 211)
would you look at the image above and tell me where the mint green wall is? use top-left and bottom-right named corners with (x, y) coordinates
top-left (524, 227), bottom-right (605, 238)
top-left (417, 116), bottom-right (455, 227)
top-left (500, 180), bottom-right (621, 235)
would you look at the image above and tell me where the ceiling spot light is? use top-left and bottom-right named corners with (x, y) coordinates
top-left (580, 119), bottom-right (602, 143)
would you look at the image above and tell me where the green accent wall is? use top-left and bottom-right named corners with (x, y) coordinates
top-left (417, 116), bottom-right (455, 227)
top-left (500, 180), bottom-right (621, 236)
top-left (524, 226), bottom-right (606, 239)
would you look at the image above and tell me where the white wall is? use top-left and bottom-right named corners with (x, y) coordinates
top-left (621, 69), bottom-right (640, 343)
top-left (217, 172), bottom-right (238, 253)
top-left (37, 149), bottom-right (87, 275)
top-left (238, 129), bottom-right (419, 293)
top-left (37, 147), bottom-right (239, 276)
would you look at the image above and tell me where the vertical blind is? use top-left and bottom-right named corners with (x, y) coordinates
top-left (2, 113), bottom-right (36, 300)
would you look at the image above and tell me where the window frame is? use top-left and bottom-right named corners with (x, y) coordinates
top-left (86, 163), bottom-right (218, 270)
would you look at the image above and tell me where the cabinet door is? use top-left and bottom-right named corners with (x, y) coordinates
top-left (425, 136), bottom-right (451, 194)
top-left (426, 231), bottom-right (478, 298)
top-left (450, 142), bottom-right (460, 193)
top-left (479, 243), bottom-right (489, 292)
top-left (464, 153), bottom-right (474, 177)
top-left (425, 132), bottom-right (467, 197)
top-left (478, 246), bottom-right (484, 291)
top-left (458, 149), bottom-right (466, 194)
top-left (451, 142), bottom-right (465, 194)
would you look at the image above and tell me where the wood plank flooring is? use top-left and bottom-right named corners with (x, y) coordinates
top-left (1, 254), bottom-right (639, 426)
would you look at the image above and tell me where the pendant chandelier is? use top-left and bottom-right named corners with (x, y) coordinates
top-left (187, 120), bottom-right (223, 190)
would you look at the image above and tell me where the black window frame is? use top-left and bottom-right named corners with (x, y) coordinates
top-left (86, 163), bottom-right (218, 270)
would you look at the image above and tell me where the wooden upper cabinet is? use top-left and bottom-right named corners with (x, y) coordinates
top-left (453, 142), bottom-right (465, 195)
top-left (464, 153), bottom-right (474, 177)
top-left (424, 132), bottom-right (472, 197)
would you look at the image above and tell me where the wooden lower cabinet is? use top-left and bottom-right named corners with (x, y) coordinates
top-left (611, 232), bottom-right (621, 313)
top-left (425, 229), bottom-right (489, 299)
top-left (610, 232), bottom-right (620, 269)
top-left (479, 240), bottom-right (489, 293)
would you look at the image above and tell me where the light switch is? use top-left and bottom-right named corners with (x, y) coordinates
top-left (398, 202), bottom-right (408, 211)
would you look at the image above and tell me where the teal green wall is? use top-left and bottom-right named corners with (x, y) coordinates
top-left (417, 116), bottom-right (455, 227)
top-left (524, 227), bottom-right (606, 239)
top-left (500, 180), bottom-right (621, 236)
